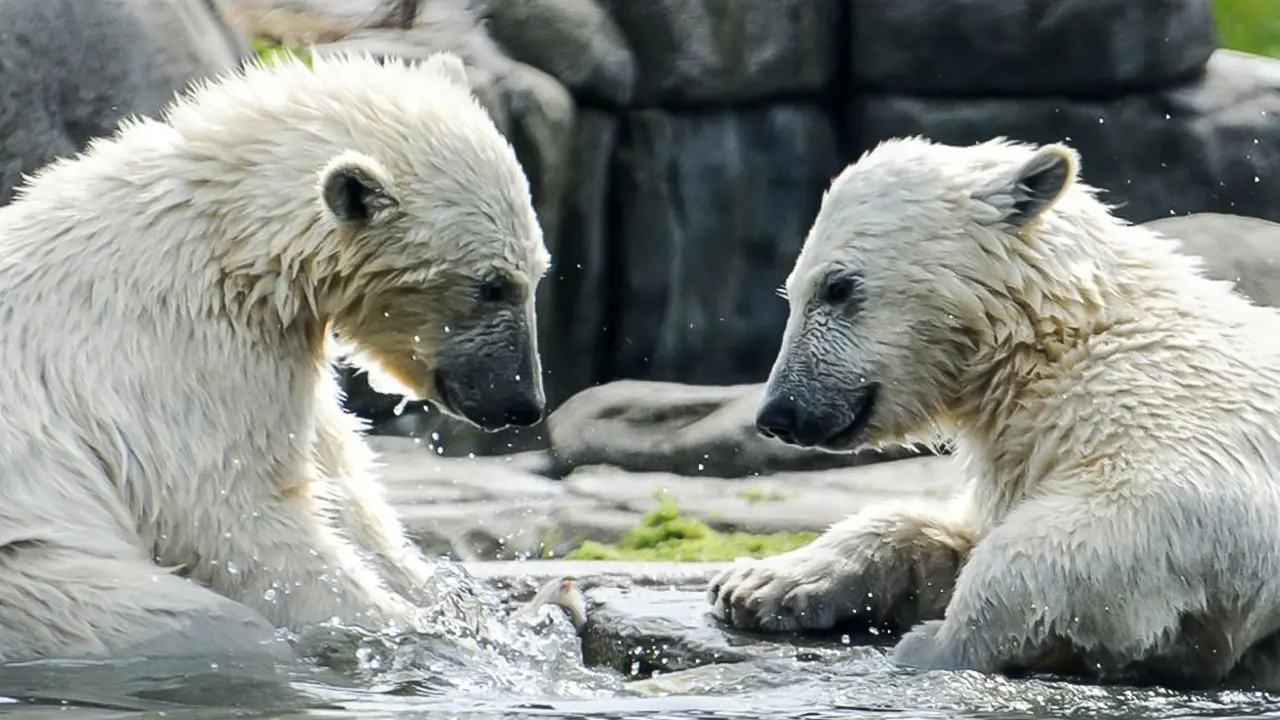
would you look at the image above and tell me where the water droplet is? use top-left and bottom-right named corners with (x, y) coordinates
top-left (264, 588), bottom-right (277, 602)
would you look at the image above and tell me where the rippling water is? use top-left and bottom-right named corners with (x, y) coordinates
top-left (5, 597), bottom-right (1280, 720)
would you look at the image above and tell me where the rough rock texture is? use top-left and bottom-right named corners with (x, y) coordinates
top-left (597, 0), bottom-right (842, 105)
top-left (575, 586), bottom-right (866, 678)
top-left (486, 0), bottom-right (636, 105)
top-left (0, 0), bottom-right (249, 204)
top-left (608, 107), bottom-right (840, 384)
top-left (849, 0), bottom-right (1218, 95)
top-left (853, 51), bottom-right (1280, 225)
top-left (485, 562), bottom-right (881, 681)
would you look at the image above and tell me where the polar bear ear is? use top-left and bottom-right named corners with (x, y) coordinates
top-left (974, 143), bottom-right (1078, 229)
top-left (319, 151), bottom-right (400, 228)
top-left (421, 52), bottom-right (470, 91)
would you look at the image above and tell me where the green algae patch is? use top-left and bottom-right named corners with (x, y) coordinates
top-left (736, 487), bottom-right (798, 504)
top-left (251, 38), bottom-right (313, 68)
top-left (565, 495), bottom-right (816, 562)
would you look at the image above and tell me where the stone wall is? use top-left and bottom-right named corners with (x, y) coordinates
top-left (0, 0), bottom-right (248, 205)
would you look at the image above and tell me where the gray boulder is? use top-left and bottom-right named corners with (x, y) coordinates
top-left (545, 380), bottom-right (927, 478)
top-left (0, 0), bottom-right (249, 204)
top-left (1143, 213), bottom-right (1280, 308)
top-left (852, 51), bottom-right (1280, 225)
top-left (484, 0), bottom-right (636, 105)
top-left (597, 0), bottom-right (841, 105)
top-left (850, 0), bottom-right (1217, 95)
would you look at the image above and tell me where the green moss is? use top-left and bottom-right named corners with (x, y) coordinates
top-left (251, 38), bottom-right (313, 68)
top-left (564, 494), bottom-right (816, 562)
top-left (736, 487), bottom-right (797, 504)
top-left (1215, 0), bottom-right (1280, 58)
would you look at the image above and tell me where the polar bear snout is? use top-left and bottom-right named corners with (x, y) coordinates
top-left (436, 365), bottom-right (545, 431)
top-left (432, 321), bottom-right (546, 433)
top-left (756, 382), bottom-right (879, 452)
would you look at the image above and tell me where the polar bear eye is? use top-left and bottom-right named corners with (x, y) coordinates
top-left (477, 276), bottom-right (513, 303)
top-left (820, 274), bottom-right (861, 306)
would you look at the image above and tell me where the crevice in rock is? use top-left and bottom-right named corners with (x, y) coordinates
top-left (596, 115), bottom-right (629, 385)
top-left (847, 66), bottom-right (1214, 103)
top-left (830, 0), bottom-right (857, 164)
top-left (575, 93), bottom-right (836, 115)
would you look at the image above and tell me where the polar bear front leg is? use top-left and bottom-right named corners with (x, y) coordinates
top-left (313, 405), bottom-right (489, 638)
top-left (708, 494), bottom-right (976, 634)
top-left (889, 493), bottom-right (1234, 687)
top-left (223, 486), bottom-right (418, 632)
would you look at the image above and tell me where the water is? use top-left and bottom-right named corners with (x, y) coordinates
top-left (4, 592), bottom-right (1280, 720)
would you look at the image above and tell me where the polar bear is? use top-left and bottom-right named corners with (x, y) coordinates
top-left (709, 136), bottom-right (1280, 690)
top-left (0, 51), bottom-right (550, 663)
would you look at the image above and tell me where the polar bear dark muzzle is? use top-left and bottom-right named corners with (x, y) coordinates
top-left (756, 382), bottom-right (879, 451)
top-left (433, 367), bottom-right (546, 432)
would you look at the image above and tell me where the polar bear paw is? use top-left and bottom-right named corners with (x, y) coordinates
top-left (707, 547), bottom-right (857, 632)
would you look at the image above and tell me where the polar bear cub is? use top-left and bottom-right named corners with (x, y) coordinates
top-left (711, 136), bottom-right (1280, 691)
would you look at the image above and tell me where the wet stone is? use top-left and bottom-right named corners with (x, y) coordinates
top-left (570, 585), bottom-right (879, 679)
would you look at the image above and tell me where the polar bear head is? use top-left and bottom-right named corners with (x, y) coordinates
top-left (756, 136), bottom-right (1081, 452)
top-left (298, 53), bottom-right (550, 432)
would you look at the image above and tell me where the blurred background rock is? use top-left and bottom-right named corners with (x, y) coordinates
top-left (3, 0), bottom-right (1279, 476)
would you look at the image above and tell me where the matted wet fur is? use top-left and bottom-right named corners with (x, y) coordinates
top-left (0, 51), bottom-right (549, 661)
top-left (711, 136), bottom-right (1280, 691)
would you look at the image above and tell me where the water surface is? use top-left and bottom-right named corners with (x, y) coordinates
top-left (4, 588), bottom-right (1280, 720)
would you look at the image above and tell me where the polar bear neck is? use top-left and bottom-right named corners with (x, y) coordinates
top-left (945, 196), bottom-right (1244, 514)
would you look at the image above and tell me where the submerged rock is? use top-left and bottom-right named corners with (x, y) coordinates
top-left (509, 569), bottom-right (881, 681)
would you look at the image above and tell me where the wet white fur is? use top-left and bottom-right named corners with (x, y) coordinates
top-left (712, 136), bottom-right (1280, 688)
top-left (0, 51), bottom-right (548, 661)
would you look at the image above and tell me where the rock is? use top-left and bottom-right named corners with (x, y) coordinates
top-left (851, 50), bottom-right (1280, 225)
top-left (598, 0), bottom-right (841, 105)
top-left (369, 436), bottom-right (598, 559)
top-left (608, 106), bottom-right (841, 385)
top-left (484, 0), bottom-right (636, 106)
top-left (547, 380), bottom-right (927, 478)
top-left (466, 560), bottom-right (731, 593)
top-left (0, 0), bottom-right (249, 204)
top-left (369, 435), bottom-right (651, 561)
top-left (539, 110), bottom-right (619, 409)
top-left (849, 0), bottom-right (1217, 96)
top-left (575, 586), bottom-right (874, 678)
top-left (1143, 213), bottom-right (1280, 308)
top-left (563, 456), bottom-right (961, 535)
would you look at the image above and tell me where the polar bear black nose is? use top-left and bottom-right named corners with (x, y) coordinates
top-left (756, 397), bottom-right (798, 443)
top-left (503, 396), bottom-right (545, 428)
